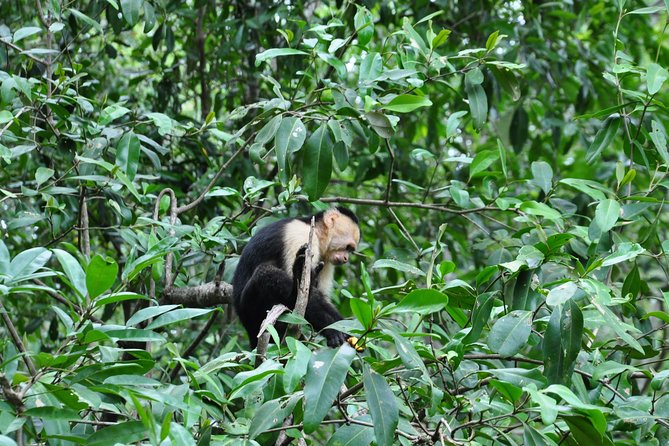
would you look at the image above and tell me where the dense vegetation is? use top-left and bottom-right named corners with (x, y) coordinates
top-left (1, 0), bottom-right (669, 444)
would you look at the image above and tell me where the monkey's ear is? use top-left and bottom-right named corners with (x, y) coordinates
top-left (324, 209), bottom-right (338, 228)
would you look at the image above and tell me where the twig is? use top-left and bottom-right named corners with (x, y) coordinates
top-left (0, 39), bottom-right (48, 65)
top-left (318, 196), bottom-right (515, 215)
top-left (263, 418), bottom-right (418, 441)
top-left (176, 133), bottom-right (254, 214)
top-left (384, 139), bottom-right (395, 203)
top-left (0, 301), bottom-right (37, 376)
top-left (162, 281), bottom-right (233, 306)
top-left (196, 6), bottom-right (210, 118)
top-left (292, 217), bottom-right (316, 319)
top-left (79, 193), bottom-right (90, 262)
top-left (169, 311), bottom-right (220, 381)
top-left (396, 376), bottom-right (431, 437)
top-left (0, 373), bottom-right (24, 411)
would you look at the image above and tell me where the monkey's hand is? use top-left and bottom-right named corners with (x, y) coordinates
top-left (347, 336), bottom-right (364, 352)
top-left (293, 245), bottom-right (324, 284)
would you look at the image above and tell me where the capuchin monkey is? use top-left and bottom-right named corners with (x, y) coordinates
top-left (233, 207), bottom-right (360, 348)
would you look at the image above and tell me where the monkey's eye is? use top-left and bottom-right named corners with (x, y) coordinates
top-left (346, 244), bottom-right (356, 252)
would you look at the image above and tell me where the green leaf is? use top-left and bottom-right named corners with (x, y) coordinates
top-left (120, 0), bottom-right (142, 26)
top-left (126, 304), bottom-right (179, 326)
top-left (35, 167), bottom-right (54, 187)
top-left (99, 103), bottom-right (130, 125)
top-left (53, 249), bottom-right (87, 300)
top-left (590, 199), bottom-right (620, 240)
top-left (381, 94), bottom-right (432, 113)
top-left (256, 115), bottom-right (283, 145)
top-left (627, 5), bottom-right (664, 14)
top-left (302, 125), bottom-right (333, 201)
top-left (531, 161), bottom-right (553, 194)
top-left (601, 242), bottom-right (644, 267)
top-left (525, 385), bottom-right (558, 424)
top-left (86, 254), bottom-right (118, 299)
top-left (146, 112), bottom-right (174, 136)
top-left (519, 201), bottom-right (562, 221)
top-left (562, 299), bottom-right (583, 371)
top-left (647, 62), bottom-right (669, 95)
top-left (115, 131), bottom-right (141, 181)
top-left (559, 178), bottom-right (609, 201)
top-left (87, 421), bottom-right (146, 446)
top-left (0, 110), bottom-right (12, 124)
top-left (326, 422), bottom-right (374, 446)
top-left (354, 6), bottom-right (374, 46)
top-left (13, 26), bottom-right (41, 42)
top-left (385, 329), bottom-right (428, 375)
top-left (359, 52), bottom-right (383, 84)
top-left (488, 368), bottom-right (547, 389)
top-left (349, 297), bottom-right (373, 328)
top-left (649, 120), bottom-right (669, 164)
top-left (283, 339), bottom-right (312, 393)
top-left (365, 111), bottom-right (394, 139)
top-left (363, 366), bottom-right (398, 446)
top-left (372, 259), bottom-right (425, 276)
top-left (100, 328), bottom-right (165, 342)
top-left (469, 149), bottom-right (499, 178)
top-left (488, 310), bottom-right (532, 356)
top-left (562, 416), bottom-right (603, 446)
top-left (463, 292), bottom-right (497, 344)
top-left (23, 406), bottom-right (80, 420)
top-left (392, 289), bottom-right (448, 314)
top-left (546, 282), bottom-right (579, 307)
top-left (510, 107), bottom-right (529, 152)
top-left (465, 69), bottom-right (488, 128)
top-left (651, 369), bottom-right (669, 390)
top-left (402, 17), bottom-right (427, 54)
top-left (275, 117), bottom-right (306, 179)
top-left (304, 345), bottom-right (356, 433)
top-left (255, 48), bottom-right (308, 66)
top-left (249, 393), bottom-right (301, 439)
top-left (431, 29), bottom-right (451, 48)
top-left (68, 8), bottom-right (103, 33)
top-left (146, 308), bottom-right (215, 329)
top-left (8, 247), bottom-right (52, 282)
top-left (143, 1), bottom-right (156, 32)
top-left (586, 116), bottom-right (620, 164)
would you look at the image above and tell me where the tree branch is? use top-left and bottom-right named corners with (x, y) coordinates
top-left (0, 301), bottom-right (37, 376)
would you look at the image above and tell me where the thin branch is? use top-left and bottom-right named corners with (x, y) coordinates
top-left (319, 196), bottom-right (514, 215)
top-left (176, 133), bottom-right (254, 215)
top-left (0, 301), bottom-right (37, 376)
top-left (0, 39), bottom-right (48, 65)
top-left (170, 311), bottom-right (220, 381)
top-left (384, 139), bottom-right (395, 203)
top-left (162, 281), bottom-right (232, 306)
top-left (293, 217), bottom-right (316, 319)
top-left (79, 193), bottom-right (90, 261)
top-left (263, 418), bottom-right (419, 441)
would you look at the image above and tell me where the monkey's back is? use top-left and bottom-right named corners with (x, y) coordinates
top-left (232, 218), bottom-right (293, 309)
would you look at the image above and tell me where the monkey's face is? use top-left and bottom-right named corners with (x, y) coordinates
top-left (324, 213), bottom-right (360, 265)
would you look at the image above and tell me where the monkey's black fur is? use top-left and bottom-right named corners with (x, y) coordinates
top-left (233, 210), bottom-right (355, 348)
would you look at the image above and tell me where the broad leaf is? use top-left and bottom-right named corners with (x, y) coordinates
top-left (303, 345), bottom-right (356, 433)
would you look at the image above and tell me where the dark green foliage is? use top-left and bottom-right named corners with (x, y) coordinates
top-left (1, 1), bottom-right (669, 445)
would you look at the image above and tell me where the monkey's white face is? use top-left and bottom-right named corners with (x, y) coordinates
top-left (324, 214), bottom-right (360, 265)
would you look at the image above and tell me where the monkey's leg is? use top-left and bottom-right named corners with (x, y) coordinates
top-left (238, 264), bottom-right (293, 347)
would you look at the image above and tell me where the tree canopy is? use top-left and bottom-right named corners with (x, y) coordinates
top-left (1, 0), bottom-right (669, 445)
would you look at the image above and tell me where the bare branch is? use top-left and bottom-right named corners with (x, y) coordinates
top-left (292, 217), bottom-right (316, 319)
top-left (0, 301), bottom-right (37, 376)
top-left (176, 133), bottom-right (254, 215)
top-left (162, 282), bottom-right (232, 307)
top-left (318, 196), bottom-right (516, 215)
